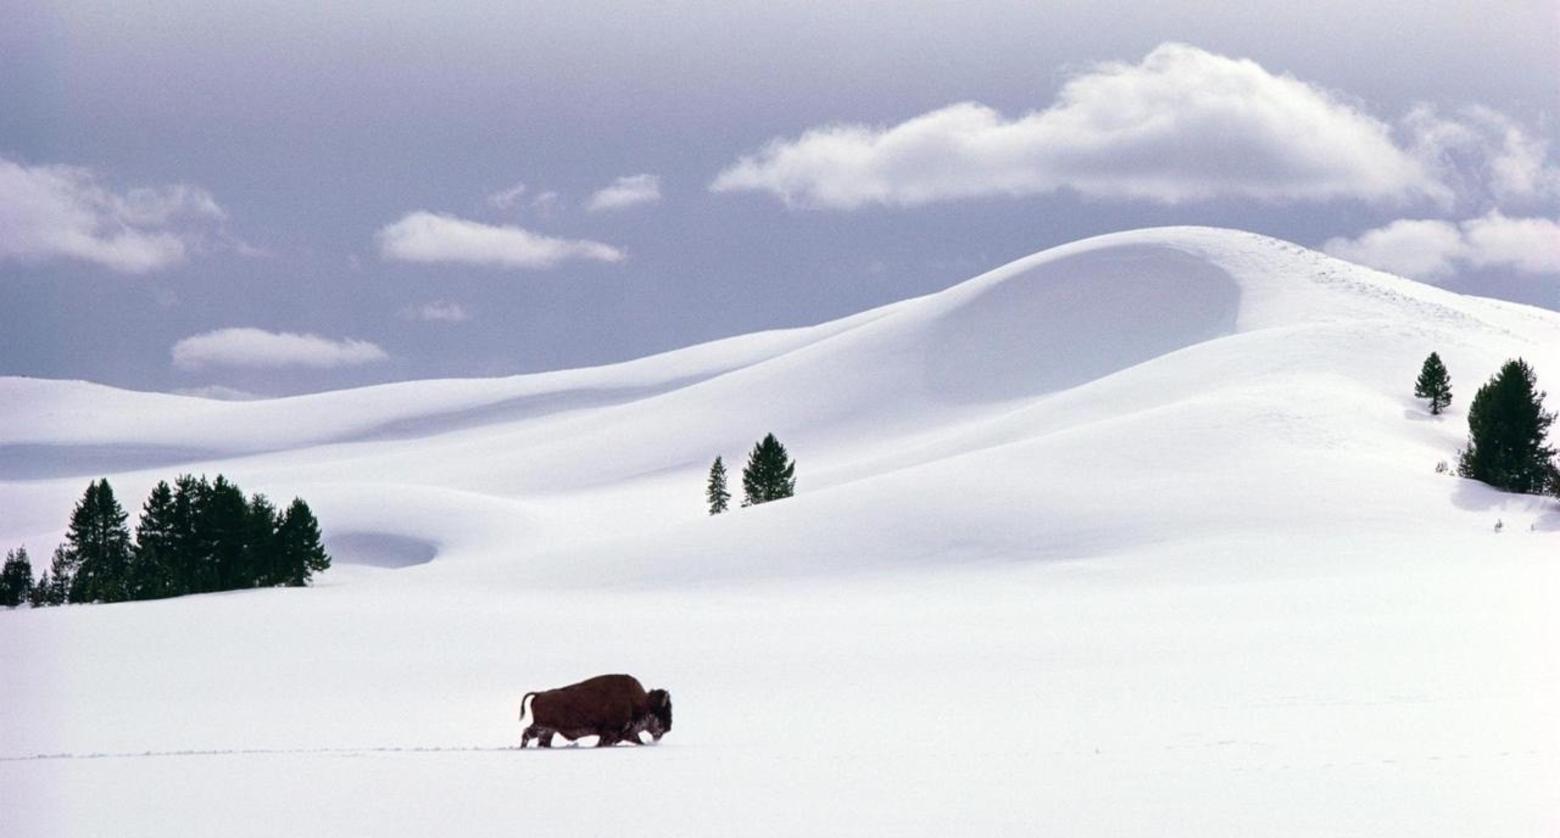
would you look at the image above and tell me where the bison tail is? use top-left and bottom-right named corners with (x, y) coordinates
top-left (519, 692), bottom-right (539, 723)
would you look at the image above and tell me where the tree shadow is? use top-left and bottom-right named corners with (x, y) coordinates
top-left (1400, 407), bottom-right (1450, 423)
top-left (1451, 476), bottom-right (1560, 528)
top-left (1533, 504), bottom-right (1560, 532)
top-left (1449, 477), bottom-right (1509, 512)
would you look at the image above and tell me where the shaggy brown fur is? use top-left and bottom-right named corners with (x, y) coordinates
top-left (518, 674), bottom-right (673, 748)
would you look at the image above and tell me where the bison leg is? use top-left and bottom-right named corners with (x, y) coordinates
top-left (520, 725), bottom-right (536, 748)
top-left (535, 727), bottom-right (554, 748)
top-left (595, 729), bottom-right (621, 748)
top-left (620, 730), bottom-right (644, 745)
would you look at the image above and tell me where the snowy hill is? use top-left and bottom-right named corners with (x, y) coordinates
top-left (3, 227), bottom-right (1557, 836)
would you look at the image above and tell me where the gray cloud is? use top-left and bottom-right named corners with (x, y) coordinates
top-left (712, 43), bottom-right (1449, 209)
top-left (486, 182), bottom-right (528, 211)
top-left (377, 211), bottom-right (624, 269)
top-left (399, 300), bottom-right (472, 322)
top-left (0, 154), bottom-right (227, 273)
top-left (1323, 212), bottom-right (1560, 281)
top-left (530, 191), bottom-right (561, 217)
top-left (585, 174), bottom-right (663, 212)
top-left (172, 327), bottom-right (389, 369)
top-left (1403, 105), bottom-right (1560, 209)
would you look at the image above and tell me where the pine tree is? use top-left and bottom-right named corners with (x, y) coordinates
top-left (195, 475), bottom-right (248, 593)
top-left (44, 545), bottom-right (72, 605)
top-left (706, 456), bottom-right (731, 515)
top-left (28, 570), bottom-right (51, 607)
top-left (128, 480), bottom-right (179, 600)
top-left (166, 474), bottom-right (205, 597)
top-left (66, 480), bottom-right (134, 603)
top-left (275, 498), bottom-right (330, 586)
top-left (62, 482), bottom-right (96, 602)
top-left (741, 433), bottom-right (797, 507)
top-left (244, 494), bottom-right (281, 587)
top-left (1458, 358), bottom-right (1557, 494)
top-left (1415, 352), bottom-right (1453, 415)
top-left (0, 546), bottom-right (33, 607)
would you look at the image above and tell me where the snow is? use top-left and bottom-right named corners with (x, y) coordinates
top-left (2, 226), bottom-right (1557, 835)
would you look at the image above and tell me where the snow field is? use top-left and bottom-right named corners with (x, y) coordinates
top-left (3, 227), bottom-right (1557, 835)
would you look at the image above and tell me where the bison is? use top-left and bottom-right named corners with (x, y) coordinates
top-left (519, 674), bottom-right (673, 748)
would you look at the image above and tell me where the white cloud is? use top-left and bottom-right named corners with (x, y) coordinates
top-left (172, 328), bottom-right (389, 370)
top-left (400, 300), bottom-right (472, 322)
top-left (1460, 212), bottom-right (1560, 274)
top-left (376, 211), bottom-right (624, 269)
top-left (0, 154), bottom-right (227, 273)
top-left (487, 182), bottom-right (528, 210)
top-left (711, 43), bottom-right (1449, 209)
top-left (585, 174), bottom-right (662, 212)
top-left (1404, 105), bottom-right (1560, 207)
top-left (1321, 219), bottom-right (1467, 279)
top-left (1322, 212), bottom-right (1560, 280)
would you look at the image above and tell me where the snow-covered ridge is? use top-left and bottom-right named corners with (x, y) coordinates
top-left (2, 226), bottom-right (1558, 573)
top-left (4, 226), bottom-right (1553, 450)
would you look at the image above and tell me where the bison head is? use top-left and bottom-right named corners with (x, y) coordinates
top-left (645, 689), bottom-right (673, 741)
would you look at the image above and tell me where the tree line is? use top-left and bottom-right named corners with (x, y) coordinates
top-left (1414, 352), bottom-right (1559, 497)
top-left (1, 475), bottom-right (330, 608)
top-left (706, 432), bottom-right (797, 515)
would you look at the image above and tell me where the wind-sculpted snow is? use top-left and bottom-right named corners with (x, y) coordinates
top-left (920, 244), bottom-right (1241, 401)
top-left (326, 532), bottom-right (438, 569)
top-left (0, 224), bottom-right (1553, 571)
top-left (8, 226), bottom-right (1555, 568)
top-left (2, 227), bottom-right (1557, 836)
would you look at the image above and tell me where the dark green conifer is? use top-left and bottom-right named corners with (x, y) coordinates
top-left (741, 433), bottom-right (797, 507)
top-left (1414, 352), bottom-right (1453, 415)
top-left (0, 546), bottom-right (33, 607)
top-left (129, 480), bottom-right (178, 600)
top-left (276, 498), bottom-right (330, 586)
top-left (166, 474), bottom-right (205, 597)
top-left (66, 480), bottom-right (133, 603)
top-left (1458, 358), bottom-right (1557, 494)
top-left (706, 456), bottom-right (731, 515)
top-left (244, 494), bottom-right (281, 586)
top-left (195, 475), bottom-right (247, 593)
top-left (29, 570), bottom-right (51, 607)
top-left (44, 545), bottom-right (72, 605)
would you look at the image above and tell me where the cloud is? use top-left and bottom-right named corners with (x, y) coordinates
top-left (400, 300), bottom-right (472, 322)
top-left (1322, 212), bottom-right (1560, 280)
top-left (377, 211), bottom-right (624, 269)
top-left (1404, 105), bottom-right (1560, 207)
top-left (712, 43), bottom-right (1449, 209)
top-left (586, 174), bottom-right (662, 212)
top-left (172, 328), bottom-right (389, 370)
top-left (486, 182), bottom-right (528, 210)
top-left (1321, 219), bottom-right (1468, 279)
top-left (529, 191), bottom-right (561, 218)
top-left (0, 154), bottom-right (227, 273)
top-left (1460, 213), bottom-right (1560, 274)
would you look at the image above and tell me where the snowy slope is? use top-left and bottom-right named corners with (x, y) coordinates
top-left (2, 227), bottom-right (1557, 836)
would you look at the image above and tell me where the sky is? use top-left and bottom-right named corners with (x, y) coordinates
top-left (1, 0), bottom-right (1557, 397)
